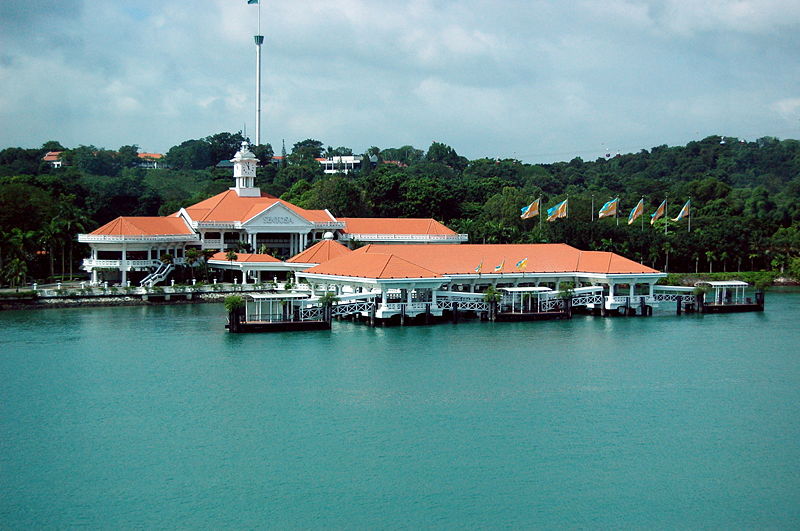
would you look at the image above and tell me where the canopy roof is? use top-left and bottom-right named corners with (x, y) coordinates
top-left (183, 190), bottom-right (336, 224)
top-left (696, 280), bottom-right (749, 287)
top-left (302, 243), bottom-right (660, 281)
top-left (287, 239), bottom-right (352, 264)
top-left (90, 216), bottom-right (194, 236)
top-left (304, 252), bottom-right (442, 279)
top-left (353, 244), bottom-right (660, 275)
top-left (209, 252), bottom-right (281, 263)
top-left (338, 218), bottom-right (456, 235)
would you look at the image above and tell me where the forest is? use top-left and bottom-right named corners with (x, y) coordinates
top-left (1, 132), bottom-right (799, 286)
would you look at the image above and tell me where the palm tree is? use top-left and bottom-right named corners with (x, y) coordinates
top-left (4, 258), bottom-right (28, 291)
top-left (185, 248), bottom-right (200, 280)
top-left (705, 250), bottom-right (716, 273)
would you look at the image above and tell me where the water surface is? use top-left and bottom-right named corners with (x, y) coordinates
top-left (2, 292), bottom-right (799, 528)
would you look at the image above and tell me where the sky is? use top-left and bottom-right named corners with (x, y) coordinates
top-left (1, 0), bottom-right (799, 163)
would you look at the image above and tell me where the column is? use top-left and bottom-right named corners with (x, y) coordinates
top-left (629, 283), bottom-right (636, 298)
top-left (121, 244), bottom-right (127, 286)
top-left (302, 232), bottom-right (307, 251)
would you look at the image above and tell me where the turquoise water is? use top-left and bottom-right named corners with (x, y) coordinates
top-left (2, 293), bottom-right (800, 528)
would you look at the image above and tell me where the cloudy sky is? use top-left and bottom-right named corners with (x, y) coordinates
top-left (1, 0), bottom-right (799, 162)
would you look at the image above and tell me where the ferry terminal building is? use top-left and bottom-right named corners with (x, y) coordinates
top-left (78, 142), bottom-right (665, 311)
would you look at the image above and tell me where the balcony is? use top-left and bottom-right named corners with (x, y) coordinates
top-left (82, 258), bottom-right (186, 269)
top-left (78, 234), bottom-right (199, 243)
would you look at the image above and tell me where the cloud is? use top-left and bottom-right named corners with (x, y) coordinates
top-left (1, 0), bottom-right (799, 160)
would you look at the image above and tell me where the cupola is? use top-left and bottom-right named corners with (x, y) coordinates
top-left (230, 141), bottom-right (261, 197)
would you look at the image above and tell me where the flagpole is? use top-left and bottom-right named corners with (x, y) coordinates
top-left (641, 197), bottom-right (644, 232)
top-left (688, 197), bottom-right (691, 233)
top-left (591, 194), bottom-right (594, 222)
top-left (616, 199), bottom-right (619, 227)
top-left (664, 197), bottom-right (668, 235)
top-left (539, 196), bottom-right (543, 230)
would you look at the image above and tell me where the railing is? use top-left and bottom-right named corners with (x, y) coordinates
top-left (338, 233), bottom-right (469, 242)
top-left (83, 258), bottom-right (185, 269)
top-left (193, 222), bottom-right (240, 229)
top-left (652, 293), bottom-right (695, 303)
top-left (540, 298), bottom-right (566, 312)
top-left (571, 294), bottom-right (604, 306)
top-left (332, 301), bottom-right (375, 316)
top-left (141, 263), bottom-right (174, 287)
top-left (313, 222), bottom-right (346, 229)
top-left (433, 291), bottom-right (486, 302)
top-left (298, 307), bottom-right (324, 321)
top-left (437, 300), bottom-right (489, 311)
top-left (78, 234), bottom-right (198, 243)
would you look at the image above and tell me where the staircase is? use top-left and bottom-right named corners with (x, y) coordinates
top-left (140, 262), bottom-right (175, 287)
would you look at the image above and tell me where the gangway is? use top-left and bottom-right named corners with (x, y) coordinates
top-left (141, 262), bottom-right (174, 287)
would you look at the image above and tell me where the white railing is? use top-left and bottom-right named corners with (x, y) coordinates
top-left (331, 301), bottom-right (375, 316)
top-left (652, 293), bottom-right (694, 303)
top-left (141, 263), bottom-right (174, 287)
top-left (314, 222), bottom-right (346, 229)
top-left (571, 294), bottom-right (604, 306)
top-left (338, 233), bottom-right (469, 242)
top-left (437, 300), bottom-right (489, 311)
top-left (83, 258), bottom-right (186, 269)
top-left (78, 234), bottom-right (198, 243)
top-left (540, 298), bottom-right (565, 312)
top-left (433, 291), bottom-right (486, 302)
top-left (193, 221), bottom-right (240, 229)
top-left (298, 307), bottom-right (324, 321)
top-left (383, 302), bottom-right (432, 312)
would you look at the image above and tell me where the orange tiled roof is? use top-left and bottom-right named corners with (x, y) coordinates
top-left (287, 239), bottom-right (352, 264)
top-left (304, 251), bottom-right (442, 279)
top-left (209, 252), bottom-right (281, 263)
top-left (352, 244), bottom-right (660, 275)
top-left (138, 152), bottom-right (163, 159)
top-left (184, 189), bottom-right (335, 224)
top-left (90, 217), bottom-right (194, 236)
top-left (339, 218), bottom-right (456, 235)
top-left (42, 151), bottom-right (62, 162)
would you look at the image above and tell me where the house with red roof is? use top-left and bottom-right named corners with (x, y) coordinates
top-left (78, 142), bottom-right (467, 286)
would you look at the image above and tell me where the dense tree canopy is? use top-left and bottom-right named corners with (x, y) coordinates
top-left (1, 133), bottom-right (799, 285)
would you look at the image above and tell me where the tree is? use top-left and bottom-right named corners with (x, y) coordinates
top-left (252, 143), bottom-right (274, 164)
top-left (41, 140), bottom-right (65, 152)
top-left (165, 139), bottom-right (213, 170)
top-left (3, 257), bottom-right (28, 291)
top-left (185, 248), bottom-right (200, 280)
top-left (289, 139), bottom-right (324, 165)
top-left (426, 141), bottom-right (467, 172)
top-left (117, 145), bottom-right (140, 168)
top-left (205, 131), bottom-right (246, 165)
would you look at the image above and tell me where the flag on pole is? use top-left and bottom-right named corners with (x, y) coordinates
top-left (650, 200), bottom-right (666, 225)
top-left (546, 199), bottom-right (568, 221)
top-left (515, 257), bottom-right (528, 270)
top-left (247, 0), bottom-right (259, 4)
top-left (474, 260), bottom-right (483, 273)
top-left (598, 198), bottom-right (619, 219)
top-left (672, 200), bottom-right (690, 222)
top-left (520, 198), bottom-right (541, 219)
top-left (494, 259), bottom-right (505, 272)
top-left (628, 198), bottom-right (644, 225)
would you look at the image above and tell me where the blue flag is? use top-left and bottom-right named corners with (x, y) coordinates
top-left (247, 0), bottom-right (258, 4)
